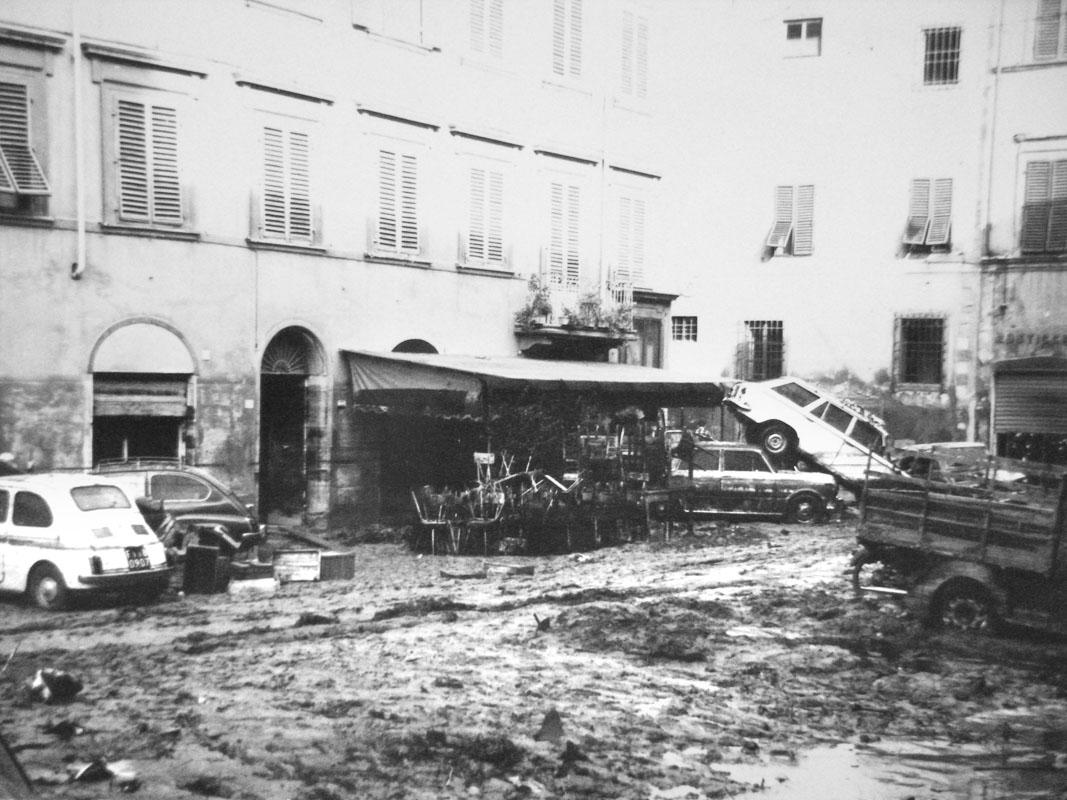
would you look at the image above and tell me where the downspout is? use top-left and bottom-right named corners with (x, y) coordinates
top-left (969, 0), bottom-right (1006, 441)
top-left (70, 1), bottom-right (86, 279)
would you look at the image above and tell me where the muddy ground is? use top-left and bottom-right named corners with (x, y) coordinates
top-left (2, 517), bottom-right (1066, 799)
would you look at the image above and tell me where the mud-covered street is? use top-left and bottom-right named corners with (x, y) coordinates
top-left (2, 519), bottom-right (1067, 800)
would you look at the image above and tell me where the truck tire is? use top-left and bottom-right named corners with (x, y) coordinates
top-left (935, 581), bottom-right (998, 633)
top-left (27, 564), bottom-right (69, 611)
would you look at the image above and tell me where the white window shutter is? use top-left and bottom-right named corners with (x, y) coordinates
top-left (565, 183), bottom-right (580, 286)
top-left (617, 195), bottom-right (632, 282)
top-left (377, 149), bottom-right (398, 250)
top-left (926, 178), bottom-right (952, 245)
top-left (552, 0), bottom-right (567, 76)
top-left (0, 81), bottom-right (49, 195)
top-left (468, 166), bottom-right (486, 262)
top-left (569, 0), bottom-right (583, 77)
top-left (903, 178), bottom-right (931, 244)
top-left (631, 196), bottom-right (645, 284)
top-left (117, 99), bottom-right (151, 222)
top-left (399, 152), bottom-right (418, 252)
top-left (150, 105), bottom-right (182, 225)
top-left (552, 0), bottom-right (581, 77)
top-left (793, 184), bottom-right (814, 255)
top-left (621, 11), bottom-right (634, 96)
top-left (549, 181), bottom-right (565, 283)
top-left (262, 126), bottom-right (288, 237)
top-left (765, 186), bottom-right (793, 248)
top-left (1034, 0), bottom-right (1063, 60)
top-left (288, 130), bottom-right (312, 240)
top-left (487, 169), bottom-right (504, 263)
top-left (635, 14), bottom-right (648, 99)
top-left (1021, 160), bottom-right (1052, 253)
top-left (1049, 159), bottom-right (1067, 252)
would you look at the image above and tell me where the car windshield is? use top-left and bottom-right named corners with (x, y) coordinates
top-left (71, 485), bottom-right (131, 511)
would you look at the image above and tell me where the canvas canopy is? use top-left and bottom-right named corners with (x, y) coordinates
top-left (343, 350), bottom-right (724, 419)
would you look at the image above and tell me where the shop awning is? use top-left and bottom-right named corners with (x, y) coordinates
top-left (343, 350), bottom-right (724, 419)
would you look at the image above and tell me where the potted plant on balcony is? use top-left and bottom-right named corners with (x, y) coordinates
top-left (514, 275), bottom-right (554, 330)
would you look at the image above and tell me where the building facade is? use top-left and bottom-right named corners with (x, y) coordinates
top-left (0, 0), bottom-right (676, 526)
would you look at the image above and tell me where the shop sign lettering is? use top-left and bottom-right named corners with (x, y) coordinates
top-left (995, 331), bottom-right (1067, 345)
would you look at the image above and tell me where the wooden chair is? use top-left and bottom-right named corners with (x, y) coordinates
top-left (411, 490), bottom-right (452, 555)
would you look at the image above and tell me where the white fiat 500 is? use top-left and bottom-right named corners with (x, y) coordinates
top-left (0, 473), bottom-right (172, 610)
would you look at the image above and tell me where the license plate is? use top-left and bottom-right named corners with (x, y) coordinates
top-left (126, 547), bottom-right (151, 571)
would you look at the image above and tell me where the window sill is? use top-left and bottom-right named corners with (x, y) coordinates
top-left (0, 213), bottom-right (55, 229)
top-left (456, 264), bottom-right (514, 278)
top-left (350, 25), bottom-right (440, 54)
top-left (540, 78), bottom-right (593, 97)
top-left (364, 252), bottom-right (432, 268)
top-left (998, 58), bottom-right (1067, 74)
top-left (246, 237), bottom-right (325, 255)
top-left (102, 224), bottom-right (201, 242)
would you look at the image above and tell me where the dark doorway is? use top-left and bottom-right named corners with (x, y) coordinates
top-left (93, 416), bottom-right (180, 464)
top-left (259, 374), bottom-right (306, 515)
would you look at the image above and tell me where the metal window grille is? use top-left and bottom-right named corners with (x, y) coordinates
top-left (742, 320), bottom-right (784, 380)
top-left (672, 316), bottom-right (697, 342)
top-left (923, 27), bottom-right (961, 85)
top-left (899, 317), bottom-right (944, 385)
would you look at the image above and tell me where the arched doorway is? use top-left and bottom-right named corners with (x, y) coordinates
top-left (259, 327), bottom-right (326, 520)
top-left (90, 321), bottom-right (196, 464)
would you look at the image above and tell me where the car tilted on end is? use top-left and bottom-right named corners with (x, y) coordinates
top-left (0, 473), bottom-right (172, 610)
top-left (667, 440), bottom-right (838, 523)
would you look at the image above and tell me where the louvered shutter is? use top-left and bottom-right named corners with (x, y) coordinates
top-left (552, 0), bottom-right (567, 76)
top-left (486, 169), bottom-right (503, 263)
top-left (765, 186), bottom-right (793, 248)
top-left (1034, 0), bottom-right (1063, 60)
top-left (549, 181), bottom-right (565, 284)
top-left (565, 183), bottom-right (580, 286)
top-left (569, 0), bottom-right (583, 77)
top-left (487, 0), bottom-right (503, 58)
top-left (903, 178), bottom-right (930, 244)
top-left (621, 11), bottom-right (634, 96)
top-left (468, 167), bottom-right (486, 262)
top-left (150, 105), bottom-right (182, 225)
top-left (399, 153), bottom-right (418, 252)
top-left (288, 130), bottom-right (312, 240)
top-left (793, 184), bottom-right (814, 255)
top-left (0, 81), bottom-right (49, 195)
top-left (377, 149), bottom-right (398, 250)
top-left (635, 14), bottom-right (648, 99)
top-left (617, 196), bottom-right (632, 282)
top-left (631, 196), bottom-right (645, 284)
top-left (926, 178), bottom-right (952, 245)
top-left (117, 100), bottom-right (151, 222)
top-left (262, 126), bottom-right (287, 237)
top-left (1049, 159), bottom-right (1067, 252)
top-left (471, 0), bottom-right (486, 54)
top-left (1021, 160), bottom-right (1052, 253)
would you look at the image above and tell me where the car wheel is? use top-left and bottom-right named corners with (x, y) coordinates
top-left (759, 423), bottom-right (796, 457)
top-left (27, 564), bottom-right (69, 611)
top-left (787, 494), bottom-right (824, 524)
top-left (936, 582), bottom-right (997, 633)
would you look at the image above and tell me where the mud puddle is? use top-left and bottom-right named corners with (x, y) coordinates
top-left (713, 738), bottom-right (1067, 799)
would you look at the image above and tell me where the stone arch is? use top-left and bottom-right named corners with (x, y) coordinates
top-left (392, 339), bottom-right (438, 354)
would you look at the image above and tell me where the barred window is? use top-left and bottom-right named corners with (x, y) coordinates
top-left (923, 27), bottom-right (961, 86)
top-left (740, 320), bottom-right (784, 380)
top-left (672, 316), bottom-right (697, 342)
top-left (896, 316), bottom-right (944, 386)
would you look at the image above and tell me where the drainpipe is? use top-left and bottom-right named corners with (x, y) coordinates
top-left (70, 1), bottom-right (86, 279)
top-left (969, 0), bottom-right (1006, 441)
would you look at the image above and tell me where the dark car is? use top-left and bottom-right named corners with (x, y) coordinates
top-left (668, 441), bottom-right (838, 523)
top-left (91, 460), bottom-right (264, 555)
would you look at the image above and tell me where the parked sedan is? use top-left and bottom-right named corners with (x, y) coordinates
top-left (667, 441), bottom-right (838, 523)
top-left (0, 473), bottom-right (172, 609)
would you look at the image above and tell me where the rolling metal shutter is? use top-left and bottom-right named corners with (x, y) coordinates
top-left (93, 376), bottom-right (189, 417)
top-left (993, 370), bottom-right (1067, 435)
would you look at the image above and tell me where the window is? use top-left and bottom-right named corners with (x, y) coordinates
top-left (784, 17), bottom-right (822, 57)
top-left (0, 490), bottom-right (8, 522)
top-left (764, 185), bottom-right (813, 258)
top-left (464, 165), bottom-right (505, 268)
top-left (258, 122), bottom-right (312, 243)
top-left (616, 194), bottom-right (646, 286)
top-left (772, 382), bottom-right (819, 407)
top-left (923, 26), bottom-right (961, 85)
top-left (470, 0), bottom-right (503, 59)
top-left (1020, 158), bottom-right (1067, 254)
top-left (723, 450), bottom-right (770, 472)
top-left (548, 180), bottom-right (580, 287)
top-left (739, 321), bottom-right (784, 380)
top-left (0, 77), bottom-right (50, 215)
top-left (620, 9), bottom-right (648, 98)
top-left (113, 96), bottom-right (183, 227)
top-left (12, 491), bottom-right (52, 527)
top-left (896, 316), bottom-right (944, 386)
top-left (672, 316), bottom-right (698, 341)
top-left (552, 0), bottom-right (583, 79)
top-left (902, 178), bottom-right (952, 253)
top-left (1034, 0), bottom-right (1066, 61)
top-left (375, 147), bottom-right (419, 255)
top-left (150, 473), bottom-right (210, 501)
top-left (352, 0), bottom-right (428, 45)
